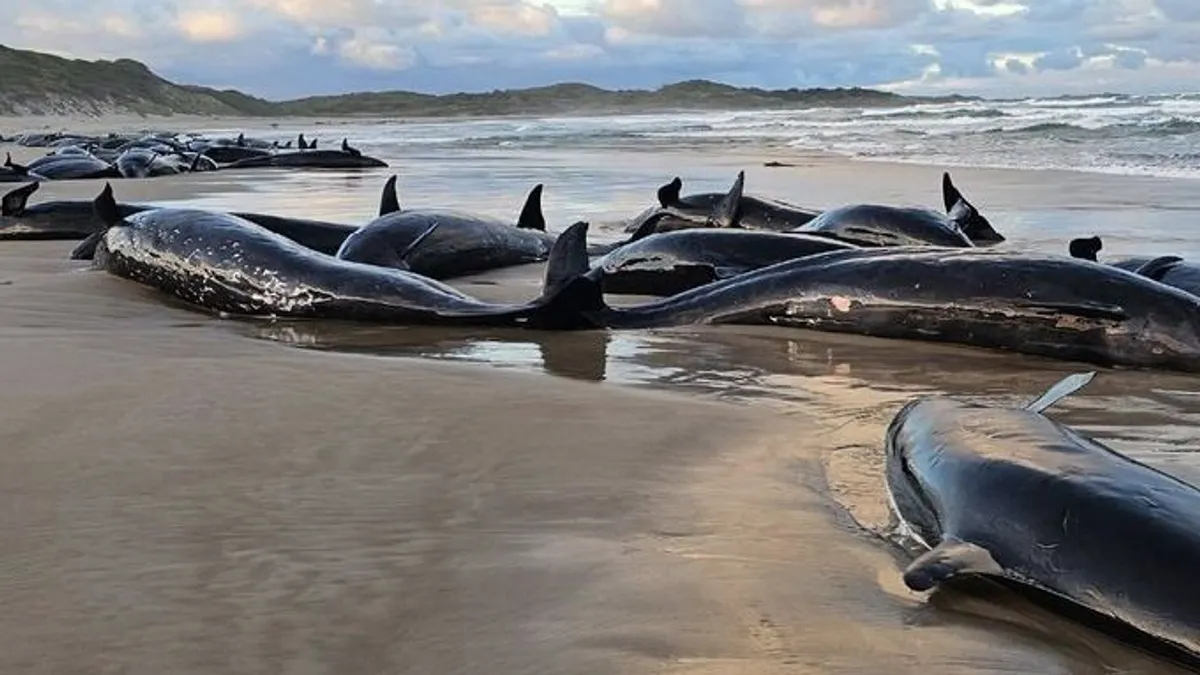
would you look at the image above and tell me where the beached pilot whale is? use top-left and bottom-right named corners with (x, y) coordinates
top-left (5, 152), bottom-right (120, 181)
top-left (222, 138), bottom-right (386, 169)
top-left (537, 245), bottom-right (1200, 374)
top-left (1069, 235), bottom-right (1200, 298)
top-left (885, 371), bottom-right (1200, 671)
top-left (335, 175), bottom-right (617, 279)
top-left (0, 182), bottom-right (358, 255)
top-left (83, 183), bottom-right (590, 326)
top-left (792, 173), bottom-right (1003, 248)
top-left (649, 171), bottom-right (821, 231)
top-left (588, 217), bottom-right (861, 296)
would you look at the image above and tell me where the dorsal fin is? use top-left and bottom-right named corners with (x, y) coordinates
top-left (4, 153), bottom-right (28, 175)
top-left (1, 181), bottom-right (39, 216)
top-left (1024, 371), bottom-right (1096, 413)
top-left (236, 132), bottom-right (245, 147)
top-left (297, 133), bottom-right (306, 149)
top-left (378, 175), bottom-right (401, 216)
top-left (526, 221), bottom-right (608, 329)
top-left (1134, 255), bottom-right (1184, 282)
top-left (942, 172), bottom-right (963, 214)
top-left (516, 184), bottom-right (546, 231)
top-left (541, 220), bottom-right (592, 299)
top-left (71, 183), bottom-right (121, 261)
top-left (657, 177), bottom-right (682, 208)
top-left (706, 170), bottom-right (744, 228)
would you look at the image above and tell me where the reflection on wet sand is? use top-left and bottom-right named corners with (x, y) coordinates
top-left (248, 317), bottom-right (1200, 674)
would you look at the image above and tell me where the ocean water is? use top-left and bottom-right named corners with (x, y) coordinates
top-left (190, 92), bottom-right (1200, 180)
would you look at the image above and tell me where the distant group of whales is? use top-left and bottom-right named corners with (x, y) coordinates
top-left (5, 169), bottom-right (1200, 668)
top-left (3, 170), bottom-right (1200, 374)
top-left (0, 131), bottom-right (387, 182)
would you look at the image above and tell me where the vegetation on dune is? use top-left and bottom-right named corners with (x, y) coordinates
top-left (0, 44), bottom-right (976, 119)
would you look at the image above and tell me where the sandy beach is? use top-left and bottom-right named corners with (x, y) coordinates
top-left (2, 114), bottom-right (1199, 674)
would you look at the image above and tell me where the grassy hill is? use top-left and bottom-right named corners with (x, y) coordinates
top-left (0, 44), bottom-right (974, 118)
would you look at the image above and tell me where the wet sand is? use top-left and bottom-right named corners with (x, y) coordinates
top-left (3, 121), bottom-right (1200, 674)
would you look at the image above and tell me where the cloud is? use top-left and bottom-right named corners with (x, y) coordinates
top-left (176, 10), bottom-right (242, 42)
top-left (0, 0), bottom-right (1196, 99)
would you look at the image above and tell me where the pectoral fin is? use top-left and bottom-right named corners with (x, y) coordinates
top-left (903, 539), bottom-right (1003, 592)
top-left (1024, 371), bottom-right (1096, 413)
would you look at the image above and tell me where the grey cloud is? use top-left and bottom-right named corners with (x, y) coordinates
top-left (1, 0), bottom-right (1197, 99)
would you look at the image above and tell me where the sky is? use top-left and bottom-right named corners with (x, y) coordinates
top-left (3, 0), bottom-right (1198, 100)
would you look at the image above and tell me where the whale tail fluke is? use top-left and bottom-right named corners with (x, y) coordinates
top-left (378, 175), bottom-right (401, 216)
top-left (707, 170), bottom-right (744, 228)
top-left (525, 221), bottom-right (608, 329)
top-left (1068, 236), bottom-right (1103, 261)
top-left (1024, 371), bottom-right (1096, 414)
top-left (657, 177), bottom-right (682, 208)
top-left (71, 183), bottom-right (120, 260)
top-left (516, 184), bottom-right (546, 231)
top-left (1, 181), bottom-right (39, 216)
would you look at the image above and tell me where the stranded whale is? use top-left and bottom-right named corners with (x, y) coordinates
top-left (84, 183), bottom-right (588, 326)
top-left (885, 372), bottom-right (1200, 671)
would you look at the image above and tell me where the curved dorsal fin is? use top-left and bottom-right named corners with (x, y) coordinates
top-left (706, 170), bottom-right (744, 228)
top-left (657, 177), bottom-right (682, 208)
top-left (516, 184), bottom-right (546, 231)
top-left (71, 183), bottom-right (121, 261)
top-left (378, 175), bottom-right (401, 216)
top-left (942, 172), bottom-right (963, 214)
top-left (541, 220), bottom-right (591, 300)
top-left (1, 181), bottom-right (39, 216)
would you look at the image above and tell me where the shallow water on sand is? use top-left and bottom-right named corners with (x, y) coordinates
top-left (3, 137), bottom-right (1200, 674)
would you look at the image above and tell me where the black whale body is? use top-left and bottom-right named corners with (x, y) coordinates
top-left (7, 153), bottom-right (119, 181)
top-left (886, 372), bottom-right (1200, 671)
top-left (794, 203), bottom-right (976, 248)
top-left (587, 227), bottom-right (861, 296)
top-left (223, 143), bottom-right (387, 170)
top-left (543, 246), bottom-right (1200, 373)
top-left (1069, 235), bottom-right (1200, 299)
top-left (0, 182), bottom-right (357, 256)
top-left (623, 171), bottom-right (1004, 247)
top-left (335, 176), bottom-right (616, 279)
top-left (85, 183), bottom-right (583, 326)
top-left (647, 172), bottom-right (821, 232)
